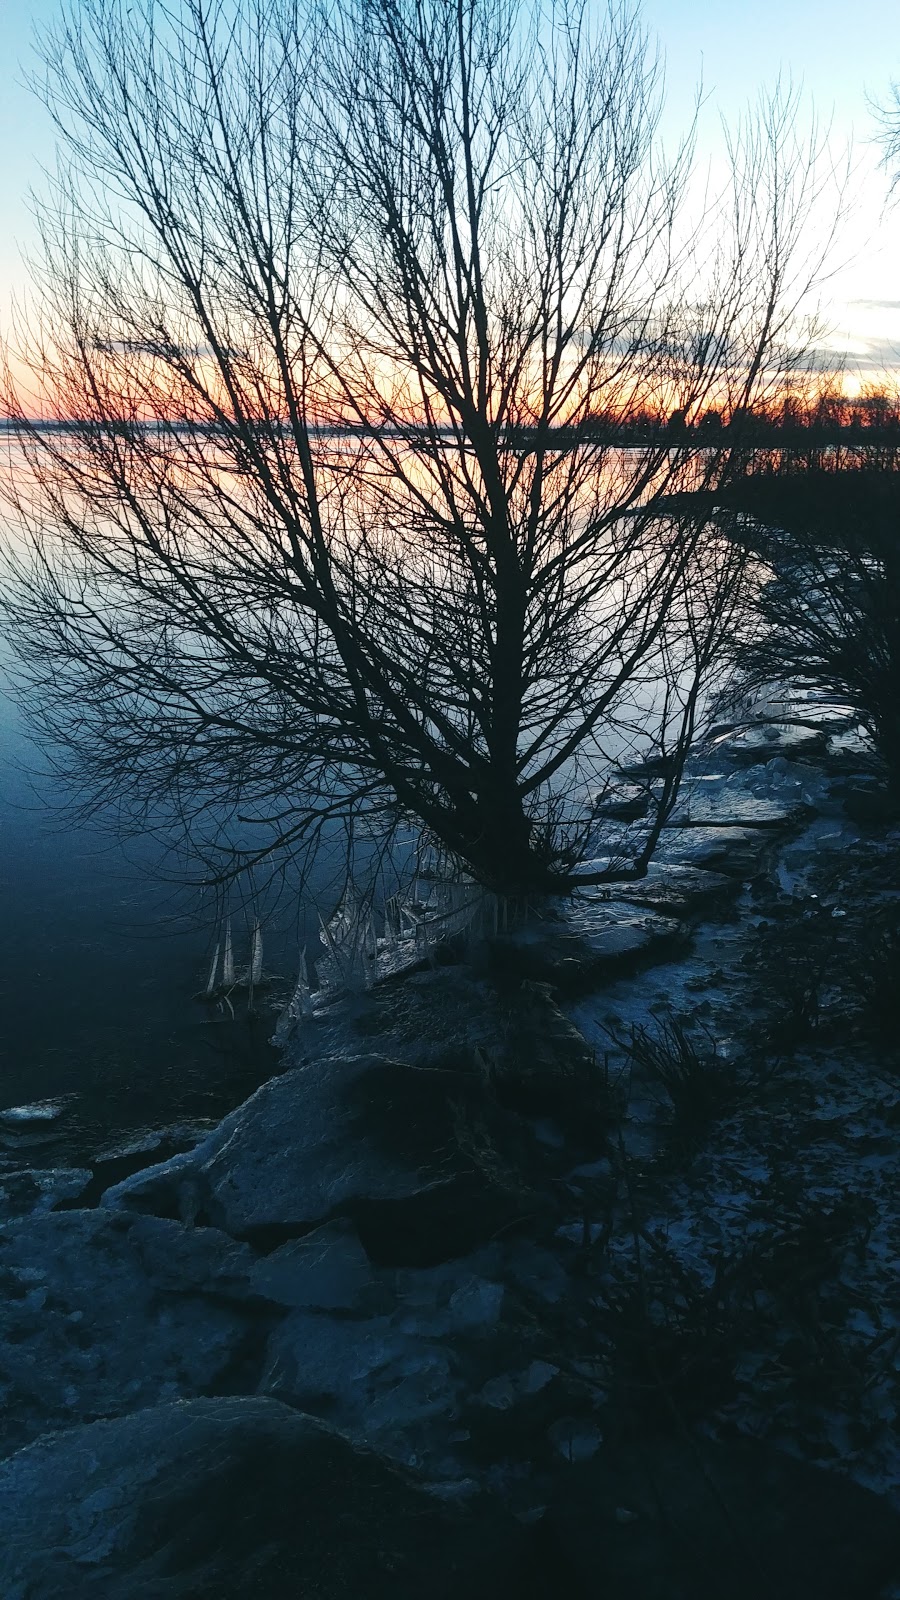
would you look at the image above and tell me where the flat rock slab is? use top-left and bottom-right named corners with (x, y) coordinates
top-left (491, 901), bottom-right (684, 993)
top-left (667, 777), bottom-right (803, 829)
top-left (103, 1054), bottom-right (543, 1266)
top-left (0, 1210), bottom-right (260, 1457)
top-left (596, 863), bottom-right (737, 918)
top-left (0, 1396), bottom-right (534, 1600)
top-left (656, 825), bottom-right (776, 878)
top-left (544, 1435), bottom-right (900, 1600)
top-left (708, 723), bottom-right (829, 765)
top-left (590, 782), bottom-right (650, 821)
top-left (0, 1097), bottom-right (74, 1125)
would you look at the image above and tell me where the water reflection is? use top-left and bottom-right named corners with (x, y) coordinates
top-left (0, 667), bottom-right (305, 1162)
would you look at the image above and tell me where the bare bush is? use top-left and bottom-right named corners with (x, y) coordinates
top-left (729, 468), bottom-right (900, 788)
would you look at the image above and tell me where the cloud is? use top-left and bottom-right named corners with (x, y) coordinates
top-left (802, 336), bottom-right (900, 374)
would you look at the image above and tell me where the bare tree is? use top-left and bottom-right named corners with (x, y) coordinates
top-left (725, 465), bottom-right (900, 788)
top-left (875, 76), bottom-right (900, 191)
top-left (1, 0), bottom-right (834, 896)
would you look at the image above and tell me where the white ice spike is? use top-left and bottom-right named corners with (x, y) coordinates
top-left (222, 918), bottom-right (235, 987)
top-left (204, 940), bottom-right (220, 996)
top-left (250, 919), bottom-right (263, 985)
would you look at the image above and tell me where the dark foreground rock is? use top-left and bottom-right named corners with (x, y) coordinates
top-left (104, 1054), bottom-right (551, 1265)
top-left (0, 1210), bottom-right (261, 1457)
top-left (0, 1396), bottom-right (536, 1600)
top-left (542, 1435), bottom-right (900, 1600)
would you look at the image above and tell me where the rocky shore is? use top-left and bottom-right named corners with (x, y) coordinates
top-left (2, 694), bottom-right (900, 1598)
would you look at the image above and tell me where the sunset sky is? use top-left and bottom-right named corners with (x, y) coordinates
top-left (1, 0), bottom-right (900, 398)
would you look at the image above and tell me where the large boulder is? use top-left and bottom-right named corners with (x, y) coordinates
top-left (103, 1055), bottom-right (548, 1266)
top-left (284, 968), bottom-right (516, 1075)
top-left (0, 1396), bottom-right (534, 1599)
top-left (488, 981), bottom-right (600, 1119)
top-left (0, 1209), bottom-right (261, 1457)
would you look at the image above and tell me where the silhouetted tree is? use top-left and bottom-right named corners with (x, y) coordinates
top-left (1, 0), bottom-right (835, 894)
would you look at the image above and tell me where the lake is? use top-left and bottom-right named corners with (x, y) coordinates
top-left (0, 665), bottom-right (326, 1165)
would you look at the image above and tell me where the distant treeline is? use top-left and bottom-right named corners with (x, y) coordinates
top-left (515, 391), bottom-right (900, 449)
top-left (5, 391), bottom-right (900, 452)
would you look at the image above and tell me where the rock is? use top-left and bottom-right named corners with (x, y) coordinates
top-left (590, 782), bottom-right (650, 821)
top-left (256, 1243), bottom-right (522, 1476)
top-left (491, 982), bottom-right (598, 1117)
top-left (478, 1363), bottom-right (559, 1410)
top-left (543, 1435), bottom-right (900, 1600)
top-left (285, 968), bottom-right (505, 1073)
top-left (0, 1209), bottom-right (260, 1456)
top-left (491, 901), bottom-right (684, 993)
top-left (836, 785), bottom-right (900, 827)
top-left (248, 1219), bottom-right (376, 1311)
top-left (91, 1120), bottom-right (217, 1164)
top-left (708, 723), bottom-right (829, 765)
top-left (0, 1166), bottom-right (92, 1222)
top-left (546, 1416), bottom-right (603, 1461)
top-left (104, 1055), bottom-right (544, 1266)
top-left (259, 1307), bottom-right (463, 1472)
top-left (500, 1240), bottom-right (571, 1305)
top-left (445, 1276), bottom-right (505, 1331)
top-left (666, 775), bottom-right (804, 829)
top-left (656, 825), bottom-right (775, 878)
top-left (391, 1247), bottom-right (508, 1327)
top-left (600, 863), bottom-right (737, 918)
top-left (0, 1395), bottom-right (535, 1599)
top-left (0, 1097), bottom-right (74, 1126)
top-left (290, 973), bottom-right (601, 1122)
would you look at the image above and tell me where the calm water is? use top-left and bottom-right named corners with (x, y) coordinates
top-left (0, 441), bottom-right (699, 1166)
top-left (0, 671), bottom-right (317, 1164)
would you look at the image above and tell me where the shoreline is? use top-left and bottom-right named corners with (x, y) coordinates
top-left (2, 690), bottom-right (900, 1596)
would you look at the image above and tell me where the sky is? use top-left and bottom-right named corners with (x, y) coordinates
top-left (1, 0), bottom-right (900, 394)
top-left (640, 0), bottom-right (900, 386)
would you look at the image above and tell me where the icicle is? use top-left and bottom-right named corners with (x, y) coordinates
top-left (250, 920), bottom-right (264, 985)
top-left (204, 940), bottom-right (220, 997)
top-left (297, 947), bottom-right (313, 1016)
top-left (271, 948), bottom-right (314, 1047)
top-left (222, 918), bottom-right (235, 987)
